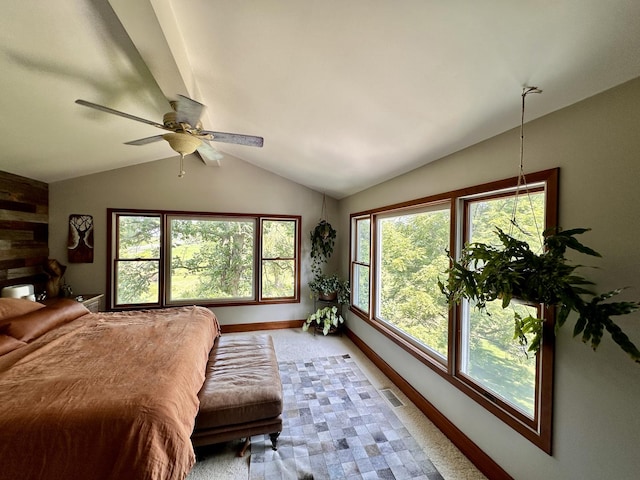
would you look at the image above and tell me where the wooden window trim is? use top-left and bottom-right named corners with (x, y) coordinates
top-left (348, 168), bottom-right (558, 453)
top-left (107, 208), bottom-right (301, 310)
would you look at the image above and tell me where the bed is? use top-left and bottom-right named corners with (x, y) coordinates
top-left (0, 297), bottom-right (219, 480)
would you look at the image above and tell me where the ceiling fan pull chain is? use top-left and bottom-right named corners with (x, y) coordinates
top-left (178, 153), bottom-right (186, 178)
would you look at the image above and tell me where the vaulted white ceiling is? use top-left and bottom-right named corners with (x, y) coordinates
top-left (2, 0), bottom-right (640, 198)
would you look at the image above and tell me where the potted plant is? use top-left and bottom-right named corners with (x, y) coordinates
top-left (303, 305), bottom-right (344, 335)
top-left (439, 227), bottom-right (640, 362)
top-left (309, 274), bottom-right (350, 304)
top-left (310, 219), bottom-right (337, 277)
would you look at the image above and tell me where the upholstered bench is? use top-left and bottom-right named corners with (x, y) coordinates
top-left (192, 333), bottom-right (283, 456)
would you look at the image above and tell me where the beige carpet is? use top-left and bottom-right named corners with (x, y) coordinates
top-left (187, 328), bottom-right (487, 480)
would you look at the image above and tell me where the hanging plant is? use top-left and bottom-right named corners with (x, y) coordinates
top-left (439, 227), bottom-right (640, 363)
top-left (310, 219), bottom-right (337, 277)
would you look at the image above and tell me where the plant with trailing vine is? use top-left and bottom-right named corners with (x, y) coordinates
top-left (439, 227), bottom-right (640, 362)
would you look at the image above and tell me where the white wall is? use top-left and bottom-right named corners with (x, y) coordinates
top-left (337, 76), bottom-right (640, 479)
top-left (49, 152), bottom-right (339, 325)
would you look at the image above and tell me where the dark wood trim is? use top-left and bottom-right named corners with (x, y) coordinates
top-left (347, 168), bottom-right (558, 454)
top-left (106, 208), bottom-right (302, 311)
top-left (345, 328), bottom-right (514, 480)
top-left (350, 168), bottom-right (559, 219)
top-left (220, 319), bottom-right (305, 333)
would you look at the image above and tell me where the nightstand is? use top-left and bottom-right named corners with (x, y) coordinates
top-left (75, 293), bottom-right (104, 313)
top-left (41, 293), bottom-right (104, 312)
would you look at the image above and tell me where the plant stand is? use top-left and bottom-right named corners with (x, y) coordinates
top-left (312, 297), bottom-right (343, 336)
top-left (313, 323), bottom-right (342, 336)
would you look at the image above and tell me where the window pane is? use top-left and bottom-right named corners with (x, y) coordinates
top-left (377, 206), bottom-right (450, 360)
top-left (461, 191), bottom-right (545, 417)
top-left (115, 215), bottom-right (161, 306)
top-left (353, 217), bottom-right (371, 312)
top-left (262, 220), bottom-right (296, 299)
top-left (356, 218), bottom-right (370, 263)
top-left (169, 218), bottom-right (254, 301)
top-left (262, 259), bottom-right (295, 298)
top-left (353, 264), bottom-right (370, 312)
top-left (463, 300), bottom-right (537, 416)
top-left (468, 192), bottom-right (545, 250)
top-left (115, 260), bottom-right (159, 304)
top-left (118, 216), bottom-right (161, 258)
top-left (262, 220), bottom-right (295, 258)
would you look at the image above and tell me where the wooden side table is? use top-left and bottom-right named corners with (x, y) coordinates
top-left (42, 293), bottom-right (104, 313)
top-left (75, 294), bottom-right (104, 313)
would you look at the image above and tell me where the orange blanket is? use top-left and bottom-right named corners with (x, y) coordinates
top-left (0, 305), bottom-right (218, 480)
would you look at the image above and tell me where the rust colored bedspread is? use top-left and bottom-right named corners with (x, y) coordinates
top-left (0, 305), bottom-right (218, 480)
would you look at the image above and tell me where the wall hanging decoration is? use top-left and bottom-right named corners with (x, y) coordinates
top-left (68, 214), bottom-right (94, 263)
top-left (439, 87), bottom-right (640, 363)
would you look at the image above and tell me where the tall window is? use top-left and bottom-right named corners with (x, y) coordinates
top-left (376, 203), bottom-right (451, 362)
top-left (109, 210), bottom-right (300, 309)
top-left (349, 169), bottom-right (557, 452)
top-left (351, 217), bottom-right (370, 314)
top-left (261, 219), bottom-right (297, 299)
top-left (114, 214), bottom-right (162, 305)
top-left (459, 189), bottom-right (545, 418)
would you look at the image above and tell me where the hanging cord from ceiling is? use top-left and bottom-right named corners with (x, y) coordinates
top-left (509, 86), bottom-right (543, 246)
top-left (320, 193), bottom-right (328, 222)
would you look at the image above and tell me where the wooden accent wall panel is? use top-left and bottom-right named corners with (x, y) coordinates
top-left (0, 171), bottom-right (48, 291)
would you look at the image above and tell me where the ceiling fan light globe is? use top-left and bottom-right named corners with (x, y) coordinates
top-left (162, 132), bottom-right (202, 155)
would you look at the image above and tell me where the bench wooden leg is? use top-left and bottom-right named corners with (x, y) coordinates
top-left (238, 437), bottom-right (251, 457)
top-left (269, 432), bottom-right (280, 451)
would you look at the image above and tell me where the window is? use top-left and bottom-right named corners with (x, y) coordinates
top-left (108, 209), bottom-right (300, 309)
top-left (261, 218), bottom-right (297, 299)
top-left (351, 217), bottom-right (370, 314)
top-left (114, 214), bottom-right (161, 306)
top-left (459, 190), bottom-right (545, 418)
top-left (167, 216), bottom-right (255, 302)
top-left (376, 203), bottom-right (451, 362)
top-left (349, 169), bottom-right (557, 452)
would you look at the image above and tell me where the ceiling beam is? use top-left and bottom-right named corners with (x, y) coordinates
top-left (108, 0), bottom-right (220, 166)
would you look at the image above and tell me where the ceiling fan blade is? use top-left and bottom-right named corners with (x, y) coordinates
top-left (202, 130), bottom-right (264, 147)
top-left (195, 139), bottom-right (224, 163)
top-left (75, 99), bottom-right (167, 130)
top-left (175, 95), bottom-right (204, 127)
top-left (124, 135), bottom-right (165, 146)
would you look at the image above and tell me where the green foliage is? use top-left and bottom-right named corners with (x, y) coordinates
top-left (117, 216), bottom-right (162, 303)
top-left (117, 216), bottom-right (298, 303)
top-left (261, 220), bottom-right (296, 298)
top-left (303, 305), bottom-right (344, 335)
top-left (378, 208), bottom-right (451, 358)
top-left (170, 219), bottom-right (254, 299)
top-left (310, 220), bottom-right (337, 277)
top-left (309, 274), bottom-right (350, 305)
top-left (440, 227), bottom-right (640, 363)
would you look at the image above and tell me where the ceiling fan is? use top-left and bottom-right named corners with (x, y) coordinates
top-left (75, 95), bottom-right (263, 177)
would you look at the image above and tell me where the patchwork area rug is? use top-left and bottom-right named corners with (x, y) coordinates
top-left (249, 354), bottom-right (443, 480)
